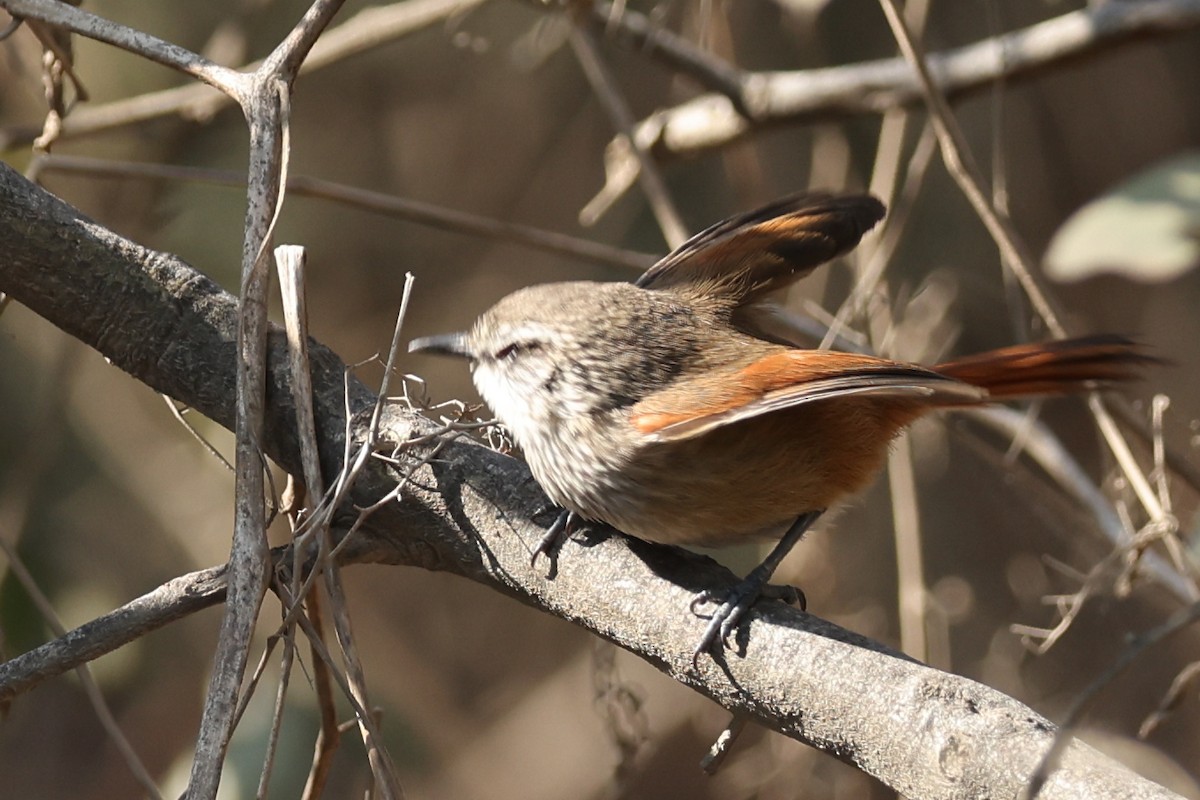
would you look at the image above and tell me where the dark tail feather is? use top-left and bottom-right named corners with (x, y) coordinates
top-left (934, 335), bottom-right (1156, 399)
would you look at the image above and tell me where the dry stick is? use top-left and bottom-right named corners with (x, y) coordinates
top-left (1109, 396), bottom-right (1200, 496)
top-left (966, 407), bottom-right (1197, 605)
top-left (188, 88), bottom-right (280, 800)
top-left (0, 0), bottom-right (245, 95)
top-left (322, 559), bottom-right (404, 799)
top-left (876, 0), bottom-right (1169, 551)
top-left (276, 583), bottom-right (386, 722)
top-left (0, 565), bottom-right (230, 700)
top-left (0, 0), bottom-right (489, 149)
top-left (877, 0), bottom-right (1065, 338)
top-left (0, 538), bottom-right (164, 799)
top-left (256, 246), bottom-right (316, 800)
top-left (567, 19), bottom-right (688, 249)
top-left (189, 2), bottom-right (347, 798)
top-left (862, 0), bottom-right (932, 664)
top-left (277, 244), bottom-right (403, 797)
top-left (313, 289), bottom-right (417, 797)
top-left (301, 590), bottom-right (342, 800)
top-left (1021, 601), bottom-right (1200, 800)
top-left (1138, 660), bottom-right (1200, 739)
top-left (602, 0), bottom-right (1200, 168)
top-left (276, 279), bottom-right (419, 625)
top-left (582, 0), bottom-right (747, 108)
top-left (256, 631), bottom-right (294, 800)
top-left (35, 155), bottom-right (656, 272)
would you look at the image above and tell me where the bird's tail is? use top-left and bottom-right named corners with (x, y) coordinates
top-left (933, 335), bottom-right (1155, 399)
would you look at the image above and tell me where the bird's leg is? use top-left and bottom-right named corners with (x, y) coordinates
top-left (530, 509), bottom-right (579, 567)
top-left (691, 510), bottom-right (823, 664)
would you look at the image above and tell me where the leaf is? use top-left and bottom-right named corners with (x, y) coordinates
top-left (1044, 153), bottom-right (1200, 283)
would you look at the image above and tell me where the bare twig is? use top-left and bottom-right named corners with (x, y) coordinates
top-left (967, 407), bottom-right (1197, 605)
top-left (256, 630), bottom-right (293, 799)
top-left (300, 590), bottom-right (342, 800)
top-left (864, 0), bottom-right (932, 663)
top-left (0, 0), bottom-right (246, 96)
top-left (189, 2), bottom-right (347, 797)
top-left (0, 564), bottom-right (230, 700)
top-left (35, 154), bottom-right (657, 272)
top-left (1022, 601), bottom-right (1200, 800)
top-left (162, 395), bottom-right (234, 472)
top-left (1138, 660), bottom-right (1200, 739)
top-left (276, 245), bottom-right (403, 797)
top-left (0, 0), bottom-right (489, 149)
top-left (567, 17), bottom-right (688, 248)
top-left (877, 0), bottom-right (1172, 553)
top-left (0, 538), bottom-right (163, 798)
top-left (598, 0), bottom-right (1200, 166)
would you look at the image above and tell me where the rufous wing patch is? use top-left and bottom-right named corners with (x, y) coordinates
top-left (631, 350), bottom-right (984, 442)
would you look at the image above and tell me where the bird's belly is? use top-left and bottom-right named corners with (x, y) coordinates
top-left (531, 400), bottom-right (912, 547)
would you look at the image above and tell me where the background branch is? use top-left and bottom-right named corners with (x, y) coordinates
top-left (603, 0), bottom-right (1200, 165)
top-left (0, 153), bottom-right (1184, 800)
top-left (1, 1), bottom-right (1196, 796)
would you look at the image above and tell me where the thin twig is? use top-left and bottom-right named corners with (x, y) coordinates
top-left (0, 0), bottom-right (246, 96)
top-left (162, 395), bottom-right (234, 472)
top-left (567, 17), bottom-right (688, 248)
top-left (582, 0), bottom-right (747, 109)
top-left (301, 590), bottom-right (342, 800)
top-left (598, 0), bottom-right (1200, 166)
top-left (864, 0), bottom-right (932, 662)
top-left (0, 0), bottom-right (490, 149)
top-left (0, 564), bottom-right (229, 701)
top-left (189, 3), bottom-right (347, 797)
top-left (256, 630), bottom-right (294, 799)
top-left (1021, 601), bottom-right (1200, 799)
top-left (966, 407), bottom-right (1197, 604)
top-left (1138, 660), bottom-right (1200, 739)
top-left (35, 154), bottom-right (657, 272)
top-left (877, 0), bottom-right (1170, 541)
top-left (0, 537), bottom-right (163, 798)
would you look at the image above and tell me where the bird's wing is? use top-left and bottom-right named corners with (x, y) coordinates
top-left (630, 350), bottom-right (983, 443)
top-left (635, 193), bottom-right (885, 305)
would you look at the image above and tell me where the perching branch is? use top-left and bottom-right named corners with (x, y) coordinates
top-left (0, 160), bottom-right (1184, 800)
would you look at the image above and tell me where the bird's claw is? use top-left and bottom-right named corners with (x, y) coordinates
top-left (530, 509), bottom-right (576, 568)
top-left (690, 581), bottom-right (806, 667)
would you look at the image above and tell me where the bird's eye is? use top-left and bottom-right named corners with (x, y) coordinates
top-left (495, 340), bottom-right (539, 361)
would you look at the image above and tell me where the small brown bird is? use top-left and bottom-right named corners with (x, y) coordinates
top-left (410, 194), bottom-right (1149, 661)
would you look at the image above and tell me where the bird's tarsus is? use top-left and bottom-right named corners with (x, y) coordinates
top-left (690, 510), bottom-right (822, 666)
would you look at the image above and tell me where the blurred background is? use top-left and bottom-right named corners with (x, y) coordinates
top-left (1, 0), bottom-right (1199, 797)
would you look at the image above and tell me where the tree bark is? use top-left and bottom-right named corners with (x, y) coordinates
top-left (0, 162), bottom-right (1182, 800)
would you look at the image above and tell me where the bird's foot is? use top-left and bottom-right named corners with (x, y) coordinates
top-left (530, 509), bottom-right (578, 567)
top-left (690, 579), bottom-right (805, 666)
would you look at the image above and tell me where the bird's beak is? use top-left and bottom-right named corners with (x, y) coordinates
top-left (409, 332), bottom-right (473, 359)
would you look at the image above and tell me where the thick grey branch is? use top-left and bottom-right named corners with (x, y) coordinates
top-left (0, 163), bottom-right (1181, 800)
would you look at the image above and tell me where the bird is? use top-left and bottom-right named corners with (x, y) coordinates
top-left (410, 193), bottom-right (1151, 662)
